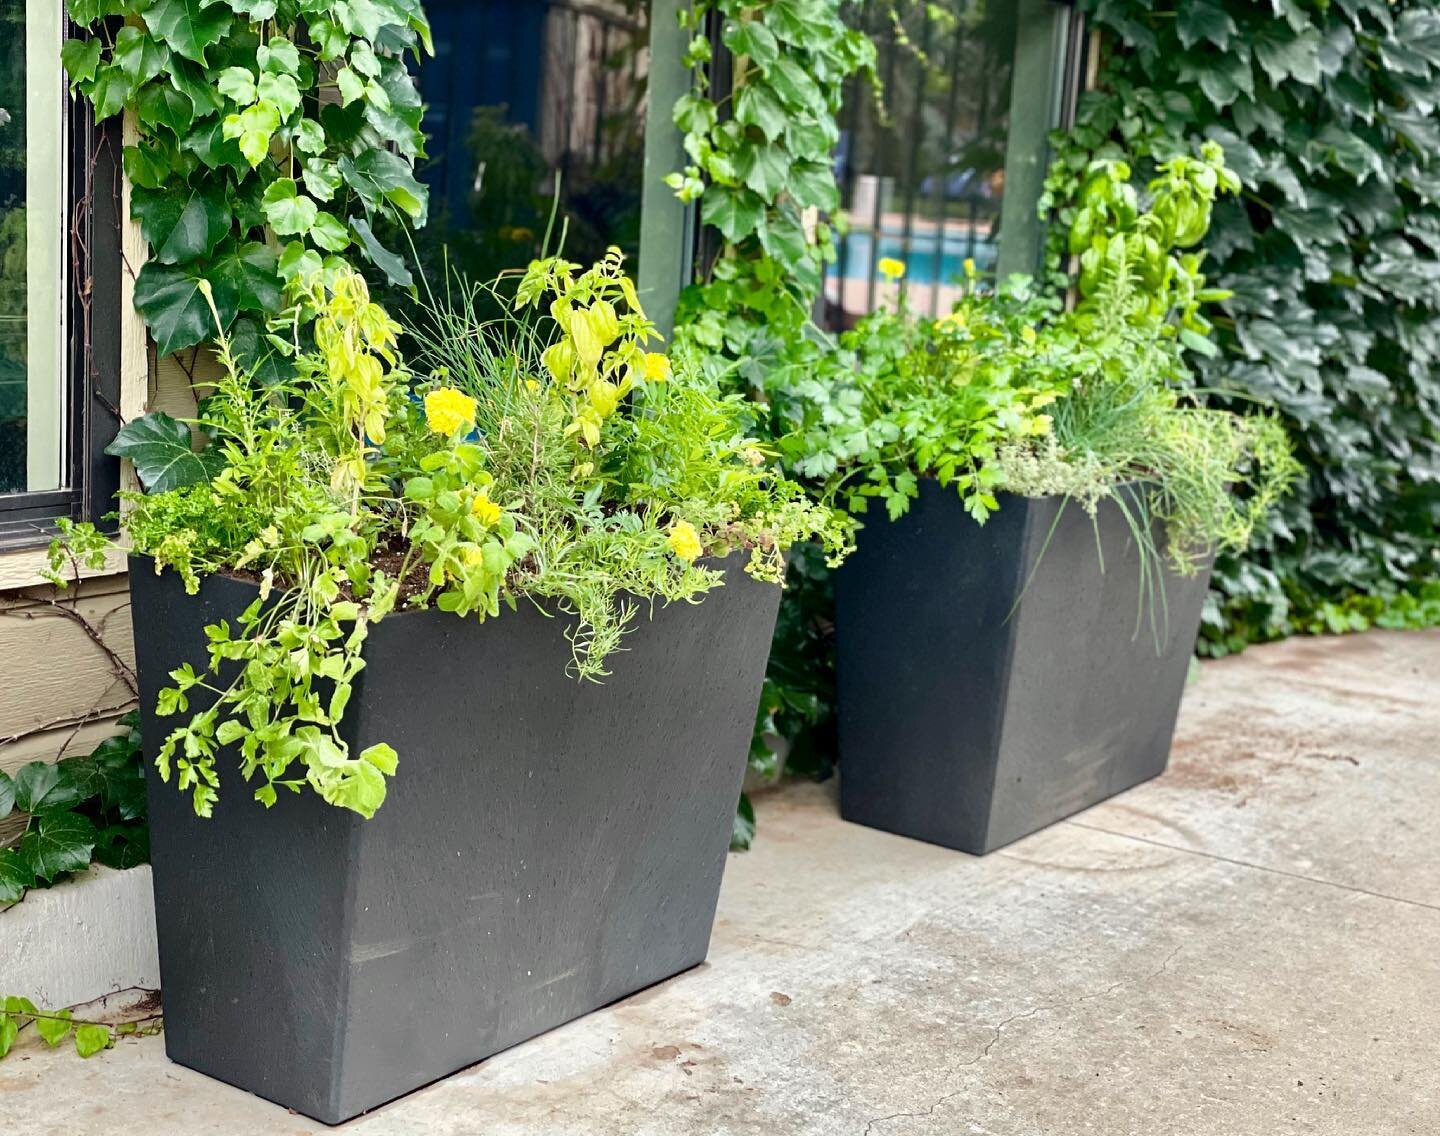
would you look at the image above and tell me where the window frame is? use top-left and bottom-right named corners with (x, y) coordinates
top-left (0, 21), bottom-right (122, 552)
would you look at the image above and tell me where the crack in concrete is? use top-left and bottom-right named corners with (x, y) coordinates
top-left (859, 946), bottom-right (1183, 1135)
top-left (1066, 820), bottom-right (1440, 915)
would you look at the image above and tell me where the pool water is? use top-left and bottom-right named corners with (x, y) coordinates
top-left (830, 229), bottom-right (998, 286)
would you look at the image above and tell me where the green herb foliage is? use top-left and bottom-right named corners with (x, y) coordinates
top-left (54, 256), bottom-right (845, 821)
top-left (1054, 0), bottom-right (1440, 652)
top-left (0, 713), bottom-right (148, 905)
top-left (63, 0), bottom-right (431, 358)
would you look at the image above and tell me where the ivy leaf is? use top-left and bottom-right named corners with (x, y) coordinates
top-left (339, 150), bottom-right (428, 224)
top-left (336, 66), bottom-right (366, 106)
top-left (736, 141), bottom-right (791, 200)
top-left (257, 71), bottom-right (302, 118)
top-left (788, 160), bottom-right (839, 211)
top-left (134, 261), bottom-right (227, 356)
top-left (227, 0), bottom-right (278, 17)
top-left (723, 19), bottom-right (779, 68)
top-left (229, 317), bottom-right (295, 387)
top-left (765, 57), bottom-right (824, 114)
top-left (701, 186), bottom-right (765, 243)
top-left (19, 812), bottom-right (98, 883)
top-left (92, 824), bottom-right (151, 870)
top-left (261, 178), bottom-right (318, 236)
top-left (0, 849), bottom-right (34, 904)
top-left (217, 66), bottom-right (257, 105)
top-left (222, 101), bottom-right (281, 167)
top-left (13, 762), bottom-right (82, 814)
top-left (137, 81), bottom-right (196, 136)
top-left (170, 59), bottom-right (225, 118)
top-left (131, 182), bottom-right (230, 264)
top-left (1177, 1), bottom-right (1238, 50)
top-left (0, 771), bottom-right (13, 821)
top-left (113, 25), bottom-right (171, 85)
top-left (209, 241), bottom-right (283, 315)
top-left (87, 64), bottom-right (134, 121)
top-left (735, 84), bottom-right (788, 142)
top-left (35, 1011), bottom-right (73, 1048)
top-left (74, 1024), bottom-right (113, 1059)
top-left (61, 38), bottom-right (103, 86)
top-left (309, 211), bottom-right (351, 252)
top-left (67, 0), bottom-right (131, 20)
top-left (145, 0), bottom-right (234, 65)
top-left (351, 216), bottom-right (413, 287)
top-left (257, 35), bottom-right (300, 75)
top-left (105, 410), bottom-right (224, 492)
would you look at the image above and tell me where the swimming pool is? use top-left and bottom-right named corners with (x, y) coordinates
top-left (830, 229), bottom-right (999, 286)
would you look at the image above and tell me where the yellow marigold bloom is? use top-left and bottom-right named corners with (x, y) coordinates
top-left (643, 352), bottom-right (672, 382)
top-left (877, 256), bottom-right (906, 281)
top-left (667, 519), bottom-right (703, 561)
top-left (471, 491), bottom-right (503, 526)
top-left (425, 387), bottom-right (477, 436)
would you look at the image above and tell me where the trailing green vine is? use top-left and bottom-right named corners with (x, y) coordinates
top-left (62, 0), bottom-right (431, 359)
top-left (0, 714), bottom-right (148, 906)
top-left (0, 993), bottom-right (161, 1061)
top-left (1052, 0), bottom-right (1440, 652)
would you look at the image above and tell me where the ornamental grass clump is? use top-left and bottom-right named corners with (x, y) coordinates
top-left (52, 251), bottom-right (847, 820)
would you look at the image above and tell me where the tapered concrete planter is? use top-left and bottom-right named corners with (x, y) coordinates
top-left (835, 481), bottom-right (1210, 855)
top-left (130, 556), bottom-right (779, 1125)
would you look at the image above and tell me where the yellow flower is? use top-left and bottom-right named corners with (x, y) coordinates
top-left (1029, 414), bottom-right (1054, 437)
top-left (425, 387), bottom-right (477, 436)
top-left (471, 491), bottom-right (503, 526)
top-left (667, 519), bottom-right (703, 561)
top-left (526, 378), bottom-right (541, 392)
top-left (461, 545), bottom-right (485, 568)
top-left (963, 257), bottom-right (977, 278)
top-left (643, 352), bottom-right (672, 382)
top-left (878, 257), bottom-right (906, 281)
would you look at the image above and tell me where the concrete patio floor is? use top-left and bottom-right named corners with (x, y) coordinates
top-left (5, 629), bottom-right (1438, 1134)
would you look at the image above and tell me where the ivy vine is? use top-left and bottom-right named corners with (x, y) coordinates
top-left (1053, 0), bottom-right (1440, 650)
top-left (62, 0), bottom-right (431, 359)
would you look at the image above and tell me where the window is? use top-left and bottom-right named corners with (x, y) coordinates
top-left (0, 7), bottom-right (120, 547)
top-left (408, 0), bottom-right (690, 328)
top-left (825, 0), bottom-right (1083, 329)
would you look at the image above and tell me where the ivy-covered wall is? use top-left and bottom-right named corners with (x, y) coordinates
top-left (1059, 0), bottom-right (1440, 650)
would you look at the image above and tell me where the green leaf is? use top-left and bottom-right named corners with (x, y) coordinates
top-left (14, 762), bottom-right (82, 814)
top-left (91, 824), bottom-right (151, 870)
top-left (136, 81), bottom-right (196, 136)
top-left (351, 216), bottom-right (413, 287)
top-left (0, 771), bottom-right (13, 820)
top-left (217, 66), bottom-right (257, 105)
top-left (74, 1024), bottom-right (112, 1058)
top-left (701, 186), bottom-right (765, 243)
top-left (35, 1010), bottom-right (73, 1048)
top-left (336, 66), bottom-right (366, 107)
top-left (730, 792), bottom-right (756, 851)
top-left (133, 261), bottom-right (228, 357)
top-left (62, 38), bottom-right (103, 86)
top-left (257, 71), bottom-right (302, 118)
top-left (360, 743), bottom-right (398, 776)
top-left (0, 1017), bottom-right (16, 1059)
top-left (131, 182), bottom-right (230, 265)
top-left (787, 160), bottom-right (839, 211)
top-left (735, 141), bottom-right (791, 200)
top-left (19, 812), bottom-right (98, 882)
top-left (145, 0), bottom-right (234, 64)
top-left (86, 64), bottom-right (135, 121)
top-left (209, 241), bottom-right (282, 315)
top-left (0, 849), bottom-right (34, 904)
top-left (261, 179), bottom-right (318, 236)
top-left (222, 102), bottom-right (281, 167)
top-left (113, 26), bottom-right (171, 86)
top-left (309, 212), bottom-right (351, 252)
top-left (105, 410), bottom-right (224, 492)
top-left (734, 84), bottom-right (787, 142)
top-left (339, 149), bottom-right (428, 224)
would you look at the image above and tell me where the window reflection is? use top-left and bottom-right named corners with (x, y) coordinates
top-left (827, 0), bottom-right (1018, 329)
top-left (411, 0), bottom-right (652, 288)
top-left (1, 2), bottom-right (30, 492)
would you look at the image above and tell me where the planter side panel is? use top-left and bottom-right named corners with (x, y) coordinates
top-left (131, 562), bottom-right (357, 1121)
top-left (331, 567), bottom-right (779, 1118)
top-left (986, 497), bottom-right (1211, 851)
top-left (836, 482), bottom-right (1028, 851)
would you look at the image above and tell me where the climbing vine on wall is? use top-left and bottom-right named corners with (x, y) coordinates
top-left (1050, 0), bottom-right (1440, 650)
top-left (668, 1), bottom-right (874, 843)
top-left (63, 0), bottom-right (431, 360)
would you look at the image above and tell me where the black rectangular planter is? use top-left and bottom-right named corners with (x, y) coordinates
top-left (835, 481), bottom-right (1211, 855)
top-left (131, 556), bottom-right (780, 1124)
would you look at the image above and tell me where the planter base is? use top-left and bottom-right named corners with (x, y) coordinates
top-left (836, 484), bottom-right (1210, 855)
top-left (132, 558), bottom-right (779, 1124)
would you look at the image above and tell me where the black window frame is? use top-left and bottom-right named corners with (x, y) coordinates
top-left (0, 22), bottom-right (122, 552)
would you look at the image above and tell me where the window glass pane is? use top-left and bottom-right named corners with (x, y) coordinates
top-left (411, 0), bottom-right (652, 287)
top-left (0, 0), bottom-right (66, 494)
top-left (826, 0), bottom-right (1019, 329)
